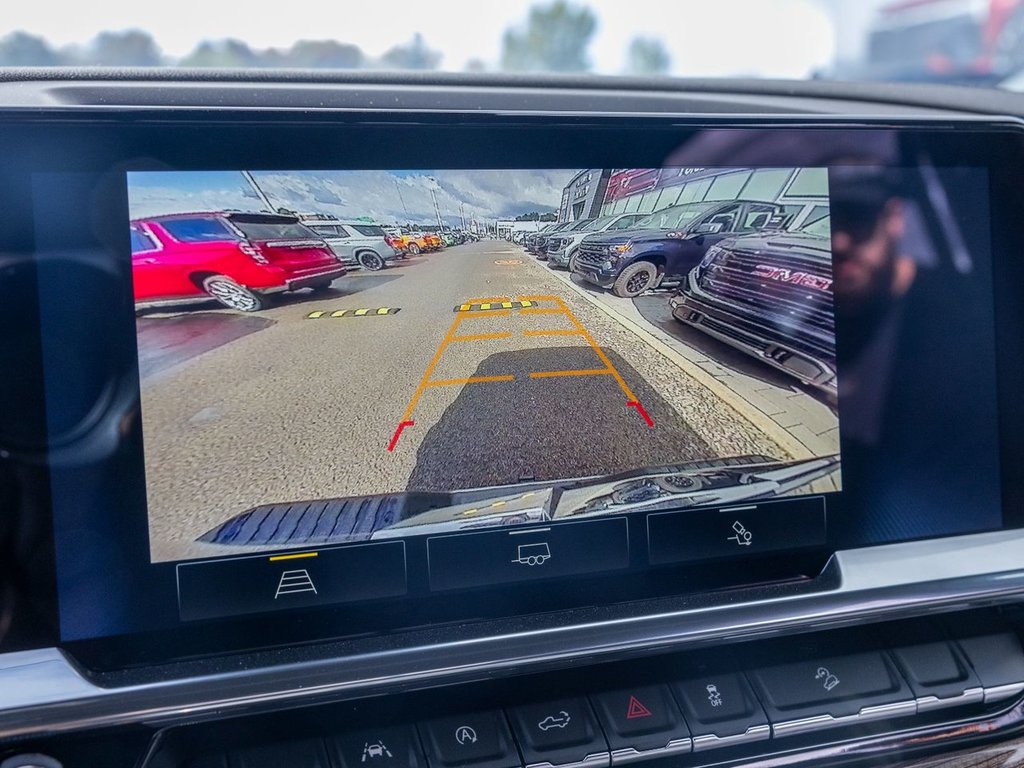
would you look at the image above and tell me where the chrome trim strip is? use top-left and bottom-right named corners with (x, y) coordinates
top-left (985, 683), bottom-right (1024, 704)
top-left (772, 700), bottom-right (918, 738)
top-left (609, 737), bottom-right (692, 764)
top-left (691, 724), bottom-right (771, 751)
top-left (526, 752), bottom-right (610, 768)
top-left (1, 530), bottom-right (1024, 740)
top-left (915, 687), bottom-right (986, 713)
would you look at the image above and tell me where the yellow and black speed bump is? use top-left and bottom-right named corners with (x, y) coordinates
top-left (306, 307), bottom-right (401, 319)
top-left (453, 300), bottom-right (534, 313)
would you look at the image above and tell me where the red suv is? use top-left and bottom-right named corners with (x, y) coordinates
top-left (129, 212), bottom-right (347, 312)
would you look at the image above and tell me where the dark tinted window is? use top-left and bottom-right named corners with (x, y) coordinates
top-left (130, 226), bottom-right (157, 253)
top-left (160, 217), bottom-right (236, 242)
top-left (232, 220), bottom-right (315, 240)
top-left (352, 225), bottom-right (386, 236)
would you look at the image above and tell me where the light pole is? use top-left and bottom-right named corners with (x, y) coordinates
top-left (241, 171), bottom-right (276, 213)
top-left (394, 179), bottom-right (410, 224)
top-left (426, 177), bottom-right (445, 231)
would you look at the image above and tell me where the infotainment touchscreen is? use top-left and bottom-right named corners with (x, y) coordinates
top-left (126, 167), bottom-right (841, 566)
top-left (21, 120), bottom-right (1014, 658)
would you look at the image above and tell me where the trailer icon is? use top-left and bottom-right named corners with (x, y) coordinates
top-left (513, 542), bottom-right (551, 566)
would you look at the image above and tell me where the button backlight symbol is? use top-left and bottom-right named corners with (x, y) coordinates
top-left (706, 684), bottom-right (724, 707)
top-left (362, 741), bottom-right (393, 762)
top-left (513, 542), bottom-right (551, 566)
top-left (274, 569), bottom-right (317, 598)
top-left (625, 695), bottom-right (653, 720)
top-left (815, 667), bottom-right (841, 691)
top-left (454, 726), bottom-right (478, 745)
top-left (727, 521), bottom-right (753, 546)
top-left (537, 711), bottom-right (571, 731)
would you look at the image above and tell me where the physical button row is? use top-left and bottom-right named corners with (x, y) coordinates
top-left (223, 635), bottom-right (1024, 768)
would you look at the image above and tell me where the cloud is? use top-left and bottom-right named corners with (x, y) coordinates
top-left (128, 169), bottom-right (579, 225)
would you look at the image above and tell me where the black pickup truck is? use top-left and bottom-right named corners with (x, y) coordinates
top-left (669, 217), bottom-right (836, 395)
top-left (571, 199), bottom-right (784, 297)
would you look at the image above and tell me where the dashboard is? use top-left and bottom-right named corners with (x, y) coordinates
top-left (1, 71), bottom-right (1024, 768)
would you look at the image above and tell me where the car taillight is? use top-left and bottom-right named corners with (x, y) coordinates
top-left (239, 241), bottom-right (269, 264)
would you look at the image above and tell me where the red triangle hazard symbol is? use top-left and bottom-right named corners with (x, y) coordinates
top-left (626, 695), bottom-right (652, 719)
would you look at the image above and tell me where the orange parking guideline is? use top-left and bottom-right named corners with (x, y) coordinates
top-left (398, 313), bottom-right (466, 423)
top-left (452, 332), bottom-right (514, 342)
top-left (530, 295), bottom-right (640, 403)
top-left (426, 375), bottom-right (515, 388)
top-left (461, 310), bottom-right (512, 319)
top-left (393, 292), bottom-right (647, 450)
top-left (528, 369), bottom-right (612, 379)
top-left (523, 329), bottom-right (585, 337)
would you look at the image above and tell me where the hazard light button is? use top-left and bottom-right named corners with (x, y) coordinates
top-left (590, 685), bottom-right (692, 764)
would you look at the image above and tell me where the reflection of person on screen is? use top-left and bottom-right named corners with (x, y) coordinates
top-left (830, 168), bottom-right (916, 446)
top-left (831, 166), bottom-right (1001, 543)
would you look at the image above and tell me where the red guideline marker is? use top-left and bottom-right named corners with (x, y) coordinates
top-left (388, 421), bottom-right (415, 452)
top-left (626, 401), bottom-right (654, 428)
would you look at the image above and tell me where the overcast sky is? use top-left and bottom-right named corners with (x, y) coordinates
top-left (128, 169), bottom-right (579, 225)
top-left (2, 0), bottom-right (892, 77)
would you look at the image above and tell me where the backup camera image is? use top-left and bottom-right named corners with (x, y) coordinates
top-left (128, 167), bottom-right (842, 562)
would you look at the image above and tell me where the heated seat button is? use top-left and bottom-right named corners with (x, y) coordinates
top-left (892, 642), bottom-right (983, 711)
top-left (420, 712), bottom-right (520, 768)
top-left (508, 698), bottom-right (609, 768)
top-left (331, 726), bottom-right (423, 768)
top-left (748, 652), bottom-right (916, 737)
top-left (591, 685), bottom-right (691, 763)
top-left (671, 673), bottom-right (769, 751)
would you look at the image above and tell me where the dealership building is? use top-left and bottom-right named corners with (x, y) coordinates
top-left (559, 167), bottom-right (828, 229)
top-left (558, 169), bottom-right (612, 222)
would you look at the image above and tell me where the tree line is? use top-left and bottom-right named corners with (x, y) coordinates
top-left (0, 1), bottom-right (671, 75)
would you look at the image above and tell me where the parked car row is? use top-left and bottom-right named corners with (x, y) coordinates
top-left (130, 210), bottom-right (470, 313)
top-left (515, 201), bottom-right (837, 397)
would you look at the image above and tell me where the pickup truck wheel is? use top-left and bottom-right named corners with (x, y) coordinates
top-left (357, 251), bottom-right (386, 271)
top-left (201, 275), bottom-right (265, 312)
top-left (407, 243), bottom-right (421, 255)
top-left (567, 251), bottom-right (580, 272)
top-left (613, 261), bottom-right (658, 298)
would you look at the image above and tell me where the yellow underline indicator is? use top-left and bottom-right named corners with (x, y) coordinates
top-left (268, 551), bottom-right (319, 562)
top-left (529, 368), bottom-right (613, 379)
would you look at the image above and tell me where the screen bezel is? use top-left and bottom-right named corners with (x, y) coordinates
top-left (3, 111), bottom-right (1022, 669)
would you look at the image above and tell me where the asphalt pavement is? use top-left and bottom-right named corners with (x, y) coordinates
top-left (139, 241), bottom-right (812, 561)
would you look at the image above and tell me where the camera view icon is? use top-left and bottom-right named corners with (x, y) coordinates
top-left (727, 521), bottom-right (753, 547)
top-left (513, 542), bottom-right (551, 566)
top-left (274, 569), bottom-right (317, 598)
